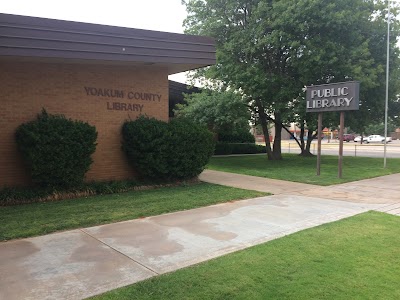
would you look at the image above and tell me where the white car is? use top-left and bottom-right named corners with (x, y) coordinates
top-left (354, 136), bottom-right (368, 142)
top-left (365, 135), bottom-right (392, 143)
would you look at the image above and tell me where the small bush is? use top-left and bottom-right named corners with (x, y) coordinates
top-left (0, 180), bottom-right (139, 206)
top-left (214, 143), bottom-right (233, 155)
top-left (218, 130), bottom-right (255, 143)
top-left (255, 144), bottom-right (267, 153)
top-left (122, 116), bottom-right (215, 180)
top-left (167, 118), bottom-right (215, 178)
top-left (122, 116), bottom-right (170, 179)
top-left (15, 109), bottom-right (97, 188)
top-left (0, 186), bottom-right (52, 205)
top-left (214, 143), bottom-right (266, 155)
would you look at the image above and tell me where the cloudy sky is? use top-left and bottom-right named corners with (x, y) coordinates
top-left (1, 0), bottom-right (190, 83)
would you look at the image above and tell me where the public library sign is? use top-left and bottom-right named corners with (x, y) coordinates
top-left (306, 81), bottom-right (360, 112)
top-left (305, 81), bottom-right (360, 179)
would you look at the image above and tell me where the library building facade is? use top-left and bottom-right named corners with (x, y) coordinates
top-left (0, 13), bottom-right (215, 186)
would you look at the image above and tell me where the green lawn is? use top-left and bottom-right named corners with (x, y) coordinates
top-left (91, 211), bottom-right (400, 300)
top-left (207, 154), bottom-right (400, 185)
top-left (0, 183), bottom-right (268, 241)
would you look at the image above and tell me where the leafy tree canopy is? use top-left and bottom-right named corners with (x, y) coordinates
top-left (175, 88), bottom-right (251, 134)
top-left (364, 118), bottom-right (398, 136)
top-left (183, 0), bottom-right (400, 159)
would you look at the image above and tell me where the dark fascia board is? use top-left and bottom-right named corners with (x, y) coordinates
top-left (0, 13), bottom-right (216, 74)
top-left (169, 80), bottom-right (200, 100)
top-left (168, 80), bottom-right (201, 117)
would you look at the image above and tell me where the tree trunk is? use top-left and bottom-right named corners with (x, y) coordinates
top-left (298, 121), bottom-right (314, 157)
top-left (304, 130), bottom-right (315, 156)
top-left (255, 99), bottom-right (275, 160)
top-left (272, 113), bottom-right (282, 160)
top-left (281, 123), bottom-right (301, 148)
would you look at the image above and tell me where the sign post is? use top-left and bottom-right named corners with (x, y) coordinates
top-left (306, 81), bottom-right (360, 178)
top-left (338, 111), bottom-right (345, 178)
top-left (317, 113), bottom-right (322, 175)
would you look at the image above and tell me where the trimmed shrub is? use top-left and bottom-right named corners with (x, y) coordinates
top-left (0, 180), bottom-right (139, 206)
top-left (218, 130), bottom-right (255, 143)
top-left (167, 118), bottom-right (215, 178)
top-left (214, 143), bottom-right (266, 155)
top-left (15, 109), bottom-right (97, 188)
top-left (214, 143), bottom-right (233, 155)
top-left (122, 116), bottom-right (171, 180)
top-left (0, 186), bottom-right (52, 206)
top-left (122, 116), bottom-right (215, 180)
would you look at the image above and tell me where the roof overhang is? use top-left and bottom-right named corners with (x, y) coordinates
top-left (0, 13), bottom-right (216, 74)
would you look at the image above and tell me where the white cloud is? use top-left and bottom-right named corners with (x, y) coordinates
top-left (1, 0), bottom-right (187, 33)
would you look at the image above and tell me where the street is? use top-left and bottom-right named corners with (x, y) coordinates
top-left (280, 139), bottom-right (400, 158)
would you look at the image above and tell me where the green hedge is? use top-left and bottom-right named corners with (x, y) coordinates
top-left (218, 130), bottom-right (255, 143)
top-left (15, 109), bottom-right (97, 188)
top-left (214, 143), bottom-right (266, 155)
top-left (122, 116), bottom-right (215, 180)
top-left (0, 180), bottom-right (139, 206)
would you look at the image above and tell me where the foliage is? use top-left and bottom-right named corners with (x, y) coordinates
top-left (364, 118), bottom-right (398, 135)
top-left (175, 87), bottom-right (255, 143)
top-left (0, 183), bottom-right (268, 241)
top-left (390, 99), bottom-right (400, 127)
top-left (345, 3), bottom-right (400, 136)
top-left (15, 109), bottom-right (97, 188)
top-left (183, 0), bottom-right (400, 159)
top-left (214, 142), bottom-right (234, 155)
top-left (122, 116), bottom-right (215, 180)
top-left (175, 88), bottom-right (251, 135)
top-left (0, 180), bottom-right (139, 206)
top-left (167, 118), bottom-right (216, 178)
top-left (122, 116), bottom-right (170, 179)
top-left (218, 129), bottom-right (255, 143)
top-left (214, 143), bottom-right (266, 155)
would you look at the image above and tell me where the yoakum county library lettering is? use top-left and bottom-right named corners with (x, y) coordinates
top-left (84, 87), bottom-right (162, 102)
top-left (84, 87), bottom-right (162, 112)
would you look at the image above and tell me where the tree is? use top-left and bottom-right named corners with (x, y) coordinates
top-left (183, 0), bottom-right (400, 159)
top-left (364, 118), bottom-right (398, 136)
top-left (175, 88), bottom-right (252, 137)
top-left (341, 2), bottom-right (400, 139)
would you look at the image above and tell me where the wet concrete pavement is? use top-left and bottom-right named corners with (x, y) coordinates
top-left (199, 169), bottom-right (317, 194)
top-left (201, 170), bottom-right (400, 204)
top-left (1, 171), bottom-right (399, 299)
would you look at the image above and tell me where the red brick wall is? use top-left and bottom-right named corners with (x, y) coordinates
top-left (0, 61), bottom-right (169, 187)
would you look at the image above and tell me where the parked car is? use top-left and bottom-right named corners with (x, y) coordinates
top-left (342, 134), bottom-right (356, 142)
top-left (365, 135), bottom-right (392, 143)
top-left (354, 136), bottom-right (368, 143)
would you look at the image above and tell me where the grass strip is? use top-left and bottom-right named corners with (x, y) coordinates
top-left (207, 154), bottom-right (400, 185)
top-left (91, 211), bottom-right (400, 300)
top-left (0, 182), bottom-right (268, 241)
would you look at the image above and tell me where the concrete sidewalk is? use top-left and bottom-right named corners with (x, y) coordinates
top-left (1, 171), bottom-right (399, 299)
top-left (199, 169), bottom-right (319, 194)
top-left (201, 170), bottom-right (400, 204)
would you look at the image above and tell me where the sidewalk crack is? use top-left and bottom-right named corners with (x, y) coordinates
top-left (79, 228), bottom-right (159, 275)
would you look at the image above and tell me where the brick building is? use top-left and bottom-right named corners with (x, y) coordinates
top-left (0, 13), bottom-right (215, 187)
